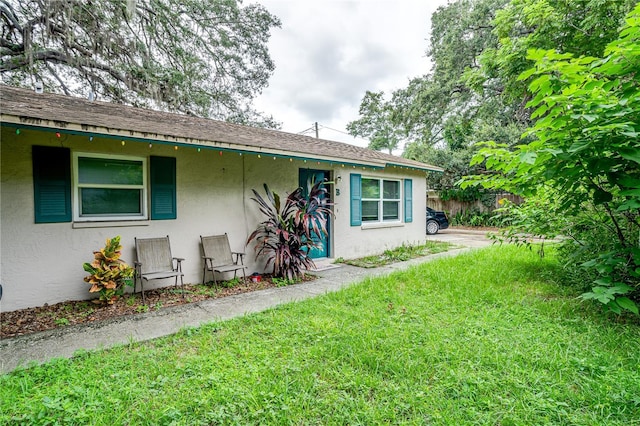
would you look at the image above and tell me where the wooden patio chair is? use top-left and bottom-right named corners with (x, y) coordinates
top-left (200, 234), bottom-right (247, 285)
top-left (134, 235), bottom-right (184, 303)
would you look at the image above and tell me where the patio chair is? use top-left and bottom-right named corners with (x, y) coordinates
top-left (134, 235), bottom-right (184, 303)
top-left (201, 234), bottom-right (247, 285)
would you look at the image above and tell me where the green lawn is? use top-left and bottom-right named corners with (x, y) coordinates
top-left (2, 245), bottom-right (639, 425)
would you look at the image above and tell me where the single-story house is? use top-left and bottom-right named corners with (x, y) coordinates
top-left (0, 85), bottom-right (443, 312)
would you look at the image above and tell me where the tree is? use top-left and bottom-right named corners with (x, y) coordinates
top-left (346, 91), bottom-right (405, 154)
top-left (0, 0), bottom-right (281, 126)
top-left (347, 0), bottom-right (512, 201)
top-left (469, 0), bottom-right (638, 119)
top-left (463, 4), bottom-right (640, 314)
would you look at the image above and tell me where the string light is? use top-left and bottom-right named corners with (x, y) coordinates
top-left (174, 146), bottom-right (178, 150)
top-left (258, 154), bottom-right (261, 158)
top-left (56, 132), bottom-right (61, 138)
top-left (273, 156), bottom-right (276, 160)
top-left (219, 151), bottom-right (223, 156)
top-left (148, 143), bottom-right (152, 148)
top-left (15, 129), bottom-right (20, 135)
top-left (89, 136), bottom-right (93, 142)
top-left (121, 141), bottom-right (125, 146)
top-left (197, 148), bottom-right (201, 152)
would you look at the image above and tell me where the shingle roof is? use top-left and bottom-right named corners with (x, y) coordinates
top-left (0, 85), bottom-right (442, 172)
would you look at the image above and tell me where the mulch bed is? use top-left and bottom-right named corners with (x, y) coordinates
top-left (1, 275), bottom-right (315, 339)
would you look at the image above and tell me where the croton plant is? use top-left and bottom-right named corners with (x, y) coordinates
top-left (83, 236), bottom-right (134, 304)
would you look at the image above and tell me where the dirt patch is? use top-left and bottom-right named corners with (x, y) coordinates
top-left (1, 276), bottom-right (315, 339)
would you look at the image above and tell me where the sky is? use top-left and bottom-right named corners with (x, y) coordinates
top-left (251, 0), bottom-right (450, 149)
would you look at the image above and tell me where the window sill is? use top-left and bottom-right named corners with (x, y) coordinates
top-left (73, 220), bottom-right (150, 229)
top-left (361, 221), bottom-right (404, 230)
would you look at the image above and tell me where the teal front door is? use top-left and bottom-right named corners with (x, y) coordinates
top-left (299, 169), bottom-right (330, 259)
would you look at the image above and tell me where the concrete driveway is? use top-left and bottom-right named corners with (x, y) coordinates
top-left (425, 227), bottom-right (497, 248)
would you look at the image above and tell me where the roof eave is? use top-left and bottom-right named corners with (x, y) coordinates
top-left (1, 115), bottom-right (389, 170)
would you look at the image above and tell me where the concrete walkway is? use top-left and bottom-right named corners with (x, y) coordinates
top-left (0, 229), bottom-right (493, 374)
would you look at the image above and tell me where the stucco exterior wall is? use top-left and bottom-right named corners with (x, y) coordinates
top-left (331, 168), bottom-right (427, 260)
top-left (1, 127), bottom-right (427, 312)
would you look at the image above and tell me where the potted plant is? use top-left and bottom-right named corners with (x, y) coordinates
top-left (83, 236), bottom-right (134, 304)
top-left (247, 179), bottom-right (333, 280)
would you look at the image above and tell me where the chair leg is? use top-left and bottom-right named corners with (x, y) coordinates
top-left (174, 275), bottom-right (184, 299)
top-left (202, 267), bottom-right (207, 285)
top-left (140, 280), bottom-right (146, 305)
top-left (213, 271), bottom-right (218, 287)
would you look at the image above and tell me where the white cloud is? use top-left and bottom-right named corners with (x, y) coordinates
top-left (252, 0), bottom-right (449, 147)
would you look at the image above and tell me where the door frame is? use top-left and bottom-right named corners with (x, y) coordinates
top-left (298, 168), bottom-right (331, 259)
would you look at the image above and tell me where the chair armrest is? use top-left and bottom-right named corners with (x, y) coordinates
top-left (232, 252), bottom-right (245, 265)
top-left (172, 257), bottom-right (184, 272)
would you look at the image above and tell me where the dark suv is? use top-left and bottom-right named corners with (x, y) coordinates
top-left (426, 207), bottom-right (449, 235)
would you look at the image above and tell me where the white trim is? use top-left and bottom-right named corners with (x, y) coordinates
top-left (72, 152), bottom-right (148, 222)
top-left (361, 222), bottom-right (404, 230)
top-left (72, 220), bottom-right (151, 229)
top-left (361, 177), bottom-right (402, 223)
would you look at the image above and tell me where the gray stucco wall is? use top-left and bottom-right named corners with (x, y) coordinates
top-left (1, 127), bottom-right (426, 311)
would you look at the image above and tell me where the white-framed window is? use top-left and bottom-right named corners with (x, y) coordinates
top-left (361, 177), bottom-right (401, 222)
top-left (73, 152), bottom-right (148, 221)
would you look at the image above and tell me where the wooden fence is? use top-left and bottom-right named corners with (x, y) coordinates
top-left (426, 190), bottom-right (523, 216)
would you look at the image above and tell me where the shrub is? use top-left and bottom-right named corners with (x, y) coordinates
top-left (83, 236), bottom-right (134, 304)
top-left (247, 180), bottom-right (333, 280)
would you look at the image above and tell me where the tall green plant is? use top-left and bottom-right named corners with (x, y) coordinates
top-left (462, 5), bottom-right (640, 315)
top-left (247, 180), bottom-right (333, 280)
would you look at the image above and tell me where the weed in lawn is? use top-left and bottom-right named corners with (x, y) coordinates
top-left (344, 241), bottom-right (453, 268)
top-left (135, 305), bottom-right (149, 314)
top-left (219, 277), bottom-right (242, 288)
top-left (54, 318), bottom-right (69, 327)
top-left (272, 277), bottom-right (297, 287)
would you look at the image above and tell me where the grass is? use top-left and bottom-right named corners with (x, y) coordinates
top-left (338, 240), bottom-right (454, 268)
top-left (1, 245), bottom-right (639, 425)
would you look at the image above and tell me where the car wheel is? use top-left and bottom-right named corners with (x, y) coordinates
top-left (426, 220), bottom-right (439, 235)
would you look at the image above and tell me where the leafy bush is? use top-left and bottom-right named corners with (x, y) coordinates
top-left (83, 236), bottom-right (134, 304)
top-left (247, 180), bottom-right (333, 280)
top-left (451, 208), bottom-right (502, 227)
top-left (462, 6), bottom-right (640, 315)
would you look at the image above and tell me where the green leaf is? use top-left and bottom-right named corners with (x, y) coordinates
top-left (615, 297), bottom-right (639, 315)
top-left (568, 140), bottom-right (591, 153)
top-left (616, 199), bottom-right (640, 211)
top-left (519, 151), bottom-right (537, 165)
top-left (593, 189), bottom-right (613, 204)
top-left (619, 147), bottom-right (640, 164)
top-left (619, 188), bottom-right (640, 197)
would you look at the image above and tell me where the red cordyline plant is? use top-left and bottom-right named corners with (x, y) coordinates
top-left (247, 179), bottom-right (334, 280)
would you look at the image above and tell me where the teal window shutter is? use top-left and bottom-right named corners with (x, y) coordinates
top-left (150, 156), bottom-right (177, 220)
top-left (350, 173), bottom-right (362, 226)
top-left (33, 146), bottom-right (71, 223)
top-left (404, 179), bottom-right (413, 223)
